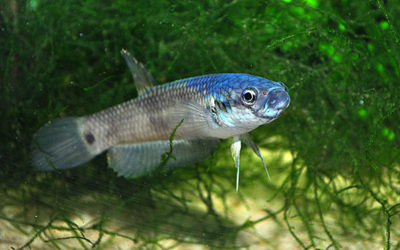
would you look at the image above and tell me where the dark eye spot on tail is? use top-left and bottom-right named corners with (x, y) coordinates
top-left (85, 132), bottom-right (95, 145)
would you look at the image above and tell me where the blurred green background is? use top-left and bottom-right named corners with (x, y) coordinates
top-left (1, 0), bottom-right (399, 249)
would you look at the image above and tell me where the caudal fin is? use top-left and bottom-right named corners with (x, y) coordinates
top-left (31, 117), bottom-right (99, 171)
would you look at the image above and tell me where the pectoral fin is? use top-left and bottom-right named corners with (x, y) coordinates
top-left (230, 136), bottom-right (241, 192)
top-left (107, 139), bottom-right (220, 178)
top-left (240, 133), bottom-right (270, 180)
top-left (120, 49), bottom-right (156, 94)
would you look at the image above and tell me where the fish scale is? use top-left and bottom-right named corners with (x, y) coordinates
top-left (31, 50), bottom-right (290, 189)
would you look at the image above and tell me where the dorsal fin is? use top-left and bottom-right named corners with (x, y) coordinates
top-left (120, 49), bottom-right (156, 95)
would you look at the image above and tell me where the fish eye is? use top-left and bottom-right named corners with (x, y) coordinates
top-left (241, 88), bottom-right (257, 105)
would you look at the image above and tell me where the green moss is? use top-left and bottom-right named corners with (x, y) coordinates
top-left (319, 42), bottom-right (335, 57)
top-left (376, 62), bottom-right (385, 73)
top-left (382, 128), bottom-right (396, 141)
top-left (368, 43), bottom-right (374, 52)
top-left (380, 21), bottom-right (389, 30)
top-left (388, 132), bottom-right (395, 141)
top-left (358, 108), bottom-right (368, 118)
top-left (304, 0), bottom-right (319, 8)
top-left (1, 0), bottom-right (399, 249)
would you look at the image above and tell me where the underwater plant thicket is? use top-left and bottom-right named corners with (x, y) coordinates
top-left (1, 0), bottom-right (399, 248)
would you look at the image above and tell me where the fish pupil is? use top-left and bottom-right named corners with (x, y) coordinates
top-left (243, 91), bottom-right (256, 103)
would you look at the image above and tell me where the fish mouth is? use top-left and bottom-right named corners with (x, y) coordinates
top-left (258, 88), bottom-right (290, 119)
top-left (261, 110), bottom-right (285, 120)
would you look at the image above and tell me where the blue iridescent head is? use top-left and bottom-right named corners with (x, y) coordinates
top-left (233, 74), bottom-right (290, 120)
top-left (199, 73), bottom-right (290, 138)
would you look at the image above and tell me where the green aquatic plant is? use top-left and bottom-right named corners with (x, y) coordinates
top-left (1, 0), bottom-right (399, 248)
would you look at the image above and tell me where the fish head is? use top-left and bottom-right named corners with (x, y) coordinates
top-left (225, 74), bottom-right (290, 130)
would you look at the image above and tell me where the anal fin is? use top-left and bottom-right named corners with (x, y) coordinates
top-left (107, 139), bottom-right (220, 178)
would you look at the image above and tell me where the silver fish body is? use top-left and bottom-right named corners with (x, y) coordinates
top-left (32, 53), bottom-right (290, 179)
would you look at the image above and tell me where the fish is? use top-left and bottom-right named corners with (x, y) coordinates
top-left (31, 49), bottom-right (290, 191)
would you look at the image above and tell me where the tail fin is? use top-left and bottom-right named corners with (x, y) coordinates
top-left (31, 117), bottom-right (99, 171)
